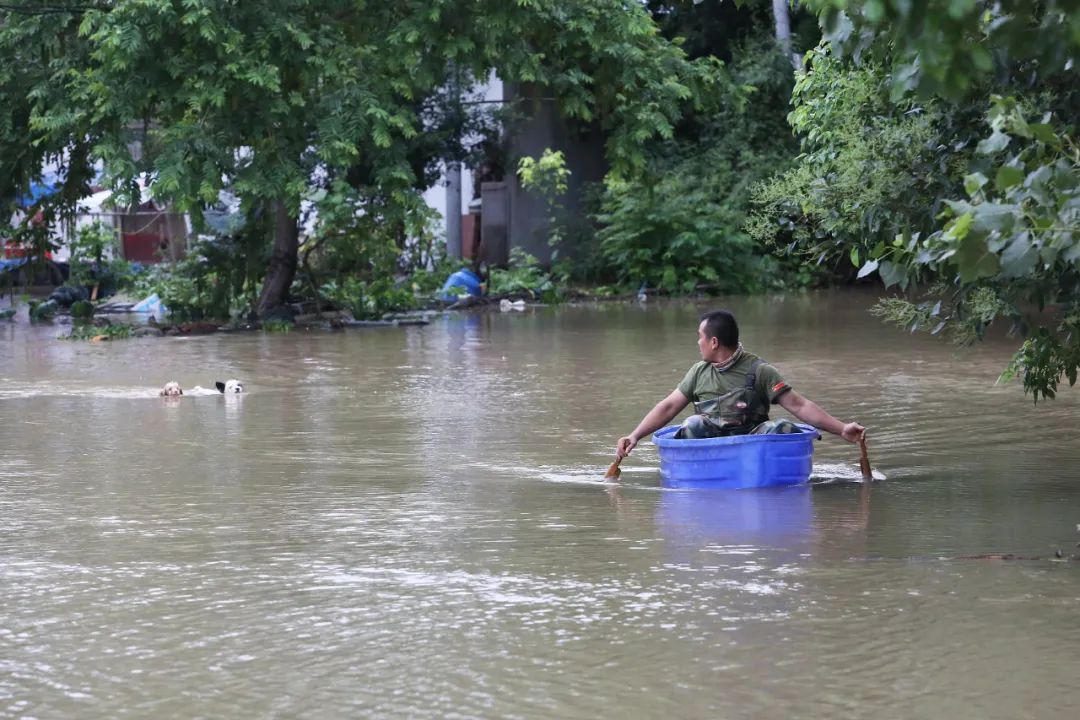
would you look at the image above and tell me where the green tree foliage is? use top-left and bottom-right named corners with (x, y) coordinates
top-left (648, 0), bottom-right (818, 63)
top-left (517, 150), bottom-right (571, 199)
top-left (756, 1), bottom-right (1080, 400)
top-left (597, 35), bottom-right (802, 293)
top-left (0, 5), bottom-right (96, 243)
top-left (1, 0), bottom-right (724, 317)
top-left (748, 47), bottom-right (963, 278)
top-left (306, 183), bottom-right (440, 319)
top-left (806, 0), bottom-right (1080, 100)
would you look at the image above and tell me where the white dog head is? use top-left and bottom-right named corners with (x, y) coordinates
top-left (160, 381), bottom-right (183, 397)
top-left (215, 379), bottom-right (244, 394)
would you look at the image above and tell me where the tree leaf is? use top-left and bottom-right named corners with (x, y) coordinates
top-left (954, 233), bottom-right (1001, 282)
top-left (995, 164), bottom-right (1024, 190)
top-left (877, 260), bottom-right (905, 288)
top-left (1027, 123), bottom-right (1060, 147)
top-left (969, 202), bottom-right (1016, 234)
top-left (999, 233), bottom-right (1038, 278)
top-left (976, 130), bottom-right (1011, 155)
top-left (945, 211), bottom-right (974, 241)
top-left (964, 171), bottom-right (988, 195)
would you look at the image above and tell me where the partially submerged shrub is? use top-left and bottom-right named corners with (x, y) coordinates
top-left (261, 318), bottom-right (293, 333)
top-left (63, 323), bottom-right (133, 341)
top-left (488, 249), bottom-right (557, 300)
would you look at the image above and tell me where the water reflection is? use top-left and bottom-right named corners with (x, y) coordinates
top-left (603, 480), bottom-right (873, 575)
top-left (656, 485), bottom-right (815, 544)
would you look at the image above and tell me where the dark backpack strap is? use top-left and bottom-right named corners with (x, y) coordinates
top-left (744, 358), bottom-right (769, 426)
top-left (744, 358), bottom-right (762, 390)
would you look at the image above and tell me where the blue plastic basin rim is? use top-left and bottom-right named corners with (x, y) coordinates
top-left (652, 422), bottom-right (820, 447)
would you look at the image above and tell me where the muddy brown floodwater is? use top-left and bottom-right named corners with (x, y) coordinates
top-left (2, 290), bottom-right (1078, 718)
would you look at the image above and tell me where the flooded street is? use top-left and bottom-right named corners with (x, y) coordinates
top-left (2, 290), bottom-right (1078, 718)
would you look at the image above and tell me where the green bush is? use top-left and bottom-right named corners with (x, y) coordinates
top-left (66, 221), bottom-right (132, 291)
top-left (748, 47), bottom-right (962, 280)
top-left (63, 323), bottom-right (133, 341)
top-left (70, 299), bottom-right (94, 318)
top-left (131, 233), bottom-right (262, 321)
top-left (595, 37), bottom-right (801, 293)
top-left (487, 249), bottom-right (557, 300)
top-left (28, 299), bottom-right (56, 322)
top-left (301, 184), bottom-right (452, 317)
top-left (598, 148), bottom-right (772, 293)
top-left (261, 318), bottom-right (293, 333)
top-left (320, 276), bottom-right (418, 320)
top-left (516, 150), bottom-right (607, 286)
top-left (406, 257), bottom-right (462, 298)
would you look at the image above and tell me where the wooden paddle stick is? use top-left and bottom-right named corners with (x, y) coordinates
top-left (604, 456), bottom-right (623, 480)
top-left (858, 435), bottom-right (873, 481)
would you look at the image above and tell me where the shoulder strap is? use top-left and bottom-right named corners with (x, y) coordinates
top-left (744, 358), bottom-right (762, 389)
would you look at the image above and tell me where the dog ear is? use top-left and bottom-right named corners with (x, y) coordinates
top-left (215, 381), bottom-right (226, 393)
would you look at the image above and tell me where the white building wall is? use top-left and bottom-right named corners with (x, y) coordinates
top-left (421, 74), bottom-right (504, 239)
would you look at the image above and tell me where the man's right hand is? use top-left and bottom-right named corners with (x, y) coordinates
top-left (615, 390), bottom-right (689, 460)
top-left (840, 422), bottom-right (866, 444)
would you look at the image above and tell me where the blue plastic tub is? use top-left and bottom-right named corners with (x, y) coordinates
top-left (653, 422), bottom-right (819, 490)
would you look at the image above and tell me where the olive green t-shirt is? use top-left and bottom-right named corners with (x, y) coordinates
top-left (676, 352), bottom-right (791, 409)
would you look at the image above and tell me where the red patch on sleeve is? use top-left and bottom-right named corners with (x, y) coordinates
top-left (772, 382), bottom-right (788, 393)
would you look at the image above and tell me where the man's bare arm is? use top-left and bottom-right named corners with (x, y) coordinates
top-left (777, 390), bottom-right (864, 442)
top-left (616, 389), bottom-right (690, 458)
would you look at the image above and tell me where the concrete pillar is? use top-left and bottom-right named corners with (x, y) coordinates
top-left (445, 163), bottom-right (462, 259)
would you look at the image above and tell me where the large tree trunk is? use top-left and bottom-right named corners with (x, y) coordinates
top-left (772, 0), bottom-right (799, 70)
top-left (254, 199), bottom-right (299, 318)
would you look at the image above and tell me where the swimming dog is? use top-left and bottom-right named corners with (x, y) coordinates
top-left (160, 381), bottom-right (183, 397)
top-left (160, 379), bottom-right (243, 397)
top-left (214, 379), bottom-right (244, 394)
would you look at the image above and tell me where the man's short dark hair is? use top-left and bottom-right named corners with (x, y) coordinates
top-left (700, 310), bottom-right (739, 349)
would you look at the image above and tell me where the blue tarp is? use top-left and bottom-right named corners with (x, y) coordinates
top-left (132, 292), bottom-right (167, 317)
top-left (0, 257), bottom-right (30, 273)
top-left (439, 269), bottom-right (483, 301)
top-left (15, 181), bottom-right (59, 208)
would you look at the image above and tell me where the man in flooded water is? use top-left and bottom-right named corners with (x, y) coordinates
top-left (615, 309), bottom-right (865, 459)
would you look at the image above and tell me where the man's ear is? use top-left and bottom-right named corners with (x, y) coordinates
top-left (215, 381), bottom-right (225, 393)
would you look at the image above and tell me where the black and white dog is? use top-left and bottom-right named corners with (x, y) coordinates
top-left (160, 379), bottom-right (244, 397)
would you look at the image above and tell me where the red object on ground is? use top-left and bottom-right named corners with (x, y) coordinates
top-left (4, 241), bottom-right (52, 260)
